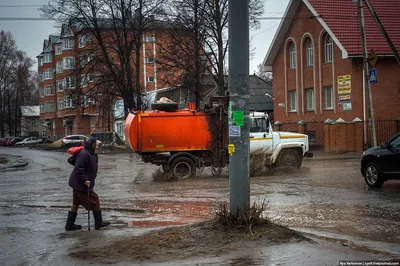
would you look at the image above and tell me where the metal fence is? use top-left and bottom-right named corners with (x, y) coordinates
top-left (365, 119), bottom-right (400, 147)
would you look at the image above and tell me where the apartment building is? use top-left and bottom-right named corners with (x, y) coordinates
top-left (38, 21), bottom-right (176, 140)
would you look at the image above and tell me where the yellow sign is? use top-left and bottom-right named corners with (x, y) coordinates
top-left (369, 49), bottom-right (378, 67)
top-left (228, 144), bottom-right (235, 156)
top-left (337, 75), bottom-right (351, 95)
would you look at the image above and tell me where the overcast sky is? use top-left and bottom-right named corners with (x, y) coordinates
top-left (0, 0), bottom-right (290, 73)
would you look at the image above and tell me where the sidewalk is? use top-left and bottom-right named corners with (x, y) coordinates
top-left (306, 149), bottom-right (363, 161)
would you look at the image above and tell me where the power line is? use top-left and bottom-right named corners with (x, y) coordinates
top-left (251, 23), bottom-right (280, 37)
top-left (0, 5), bottom-right (43, 8)
top-left (0, 17), bottom-right (54, 21)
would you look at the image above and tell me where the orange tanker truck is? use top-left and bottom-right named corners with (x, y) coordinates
top-left (124, 98), bottom-right (313, 178)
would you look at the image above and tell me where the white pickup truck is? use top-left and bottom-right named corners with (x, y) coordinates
top-left (249, 111), bottom-right (313, 169)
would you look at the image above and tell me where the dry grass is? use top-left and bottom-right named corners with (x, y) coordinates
top-left (250, 148), bottom-right (270, 177)
top-left (50, 139), bottom-right (63, 148)
top-left (215, 200), bottom-right (271, 235)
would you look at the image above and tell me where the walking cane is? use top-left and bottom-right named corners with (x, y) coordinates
top-left (87, 185), bottom-right (91, 231)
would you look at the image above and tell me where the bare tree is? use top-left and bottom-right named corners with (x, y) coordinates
top-left (202, 0), bottom-right (264, 96)
top-left (0, 31), bottom-right (35, 137)
top-left (156, 0), bottom-right (209, 109)
top-left (0, 31), bottom-right (16, 137)
top-left (255, 63), bottom-right (272, 83)
top-left (41, 0), bottom-right (168, 117)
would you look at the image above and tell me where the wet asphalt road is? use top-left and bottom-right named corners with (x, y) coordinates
top-left (0, 147), bottom-right (399, 265)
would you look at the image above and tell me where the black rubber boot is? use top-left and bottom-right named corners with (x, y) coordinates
top-left (65, 211), bottom-right (82, 231)
top-left (93, 210), bottom-right (110, 230)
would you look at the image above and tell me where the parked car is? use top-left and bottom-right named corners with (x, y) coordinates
top-left (7, 137), bottom-right (23, 146)
top-left (15, 137), bottom-right (43, 146)
top-left (61, 135), bottom-right (102, 148)
top-left (1, 137), bottom-right (11, 146)
top-left (361, 132), bottom-right (400, 188)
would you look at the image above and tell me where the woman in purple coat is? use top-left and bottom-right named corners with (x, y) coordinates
top-left (65, 137), bottom-right (110, 230)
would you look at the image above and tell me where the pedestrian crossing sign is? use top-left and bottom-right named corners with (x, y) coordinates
top-left (369, 68), bottom-right (377, 84)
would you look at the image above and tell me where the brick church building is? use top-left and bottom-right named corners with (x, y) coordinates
top-left (263, 0), bottom-right (400, 150)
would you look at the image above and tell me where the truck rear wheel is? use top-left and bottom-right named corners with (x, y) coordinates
top-left (170, 157), bottom-right (196, 179)
top-left (277, 149), bottom-right (301, 169)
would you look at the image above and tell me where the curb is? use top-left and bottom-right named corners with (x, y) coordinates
top-left (305, 156), bottom-right (360, 161)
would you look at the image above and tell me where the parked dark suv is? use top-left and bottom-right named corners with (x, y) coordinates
top-left (361, 133), bottom-right (400, 188)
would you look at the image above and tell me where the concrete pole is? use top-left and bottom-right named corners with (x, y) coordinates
top-left (358, 0), bottom-right (377, 147)
top-left (228, 0), bottom-right (250, 216)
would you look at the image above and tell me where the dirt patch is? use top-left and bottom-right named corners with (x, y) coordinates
top-left (69, 219), bottom-right (307, 264)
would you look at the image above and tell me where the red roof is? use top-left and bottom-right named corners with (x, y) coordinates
top-left (308, 0), bottom-right (400, 55)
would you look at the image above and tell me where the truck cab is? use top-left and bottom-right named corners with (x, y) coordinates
top-left (249, 111), bottom-right (312, 168)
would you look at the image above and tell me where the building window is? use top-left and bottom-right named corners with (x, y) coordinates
top-left (78, 34), bottom-right (92, 48)
top-left (81, 75), bottom-right (88, 87)
top-left (44, 85), bottom-right (54, 96)
top-left (144, 36), bottom-right (155, 43)
top-left (45, 101), bottom-right (55, 112)
top-left (57, 98), bottom-right (65, 110)
top-left (145, 57), bottom-right (154, 64)
top-left (55, 44), bottom-right (62, 55)
top-left (63, 57), bottom-right (75, 69)
top-left (146, 76), bottom-right (155, 82)
top-left (64, 77), bottom-right (76, 89)
top-left (82, 95), bottom-right (96, 107)
top-left (64, 96), bottom-right (76, 108)
top-left (40, 104), bottom-right (45, 113)
top-left (44, 69), bottom-right (54, 80)
top-left (39, 88), bottom-right (44, 98)
top-left (289, 90), bottom-right (297, 111)
top-left (289, 42), bottom-right (296, 69)
top-left (42, 130), bottom-right (47, 138)
top-left (306, 88), bottom-right (314, 110)
top-left (43, 53), bottom-right (52, 63)
top-left (325, 35), bottom-right (333, 63)
top-left (306, 39), bottom-right (313, 66)
top-left (62, 38), bottom-right (74, 50)
top-left (79, 55), bottom-right (92, 68)
top-left (38, 57), bottom-right (43, 67)
top-left (39, 72), bottom-right (44, 82)
top-left (56, 80), bottom-right (64, 92)
top-left (56, 61), bottom-right (63, 74)
top-left (32, 120), bottom-right (36, 125)
top-left (324, 86), bottom-right (333, 109)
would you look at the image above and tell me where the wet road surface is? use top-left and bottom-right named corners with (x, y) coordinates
top-left (0, 147), bottom-right (399, 265)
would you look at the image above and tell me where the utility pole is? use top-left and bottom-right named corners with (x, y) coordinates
top-left (357, 0), bottom-right (377, 147)
top-left (363, 0), bottom-right (400, 66)
top-left (228, 0), bottom-right (250, 216)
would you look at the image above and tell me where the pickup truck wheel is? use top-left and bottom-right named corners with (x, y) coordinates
top-left (278, 149), bottom-right (301, 169)
top-left (364, 162), bottom-right (384, 188)
top-left (171, 157), bottom-right (196, 179)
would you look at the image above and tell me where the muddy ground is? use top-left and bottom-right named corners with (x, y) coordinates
top-left (68, 220), bottom-right (307, 264)
top-left (0, 147), bottom-right (399, 265)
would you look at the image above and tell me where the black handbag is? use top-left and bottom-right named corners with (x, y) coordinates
top-left (67, 156), bottom-right (76, 166)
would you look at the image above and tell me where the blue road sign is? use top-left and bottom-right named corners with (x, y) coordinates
top-left (369, 68), bottom-right (377, 84)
